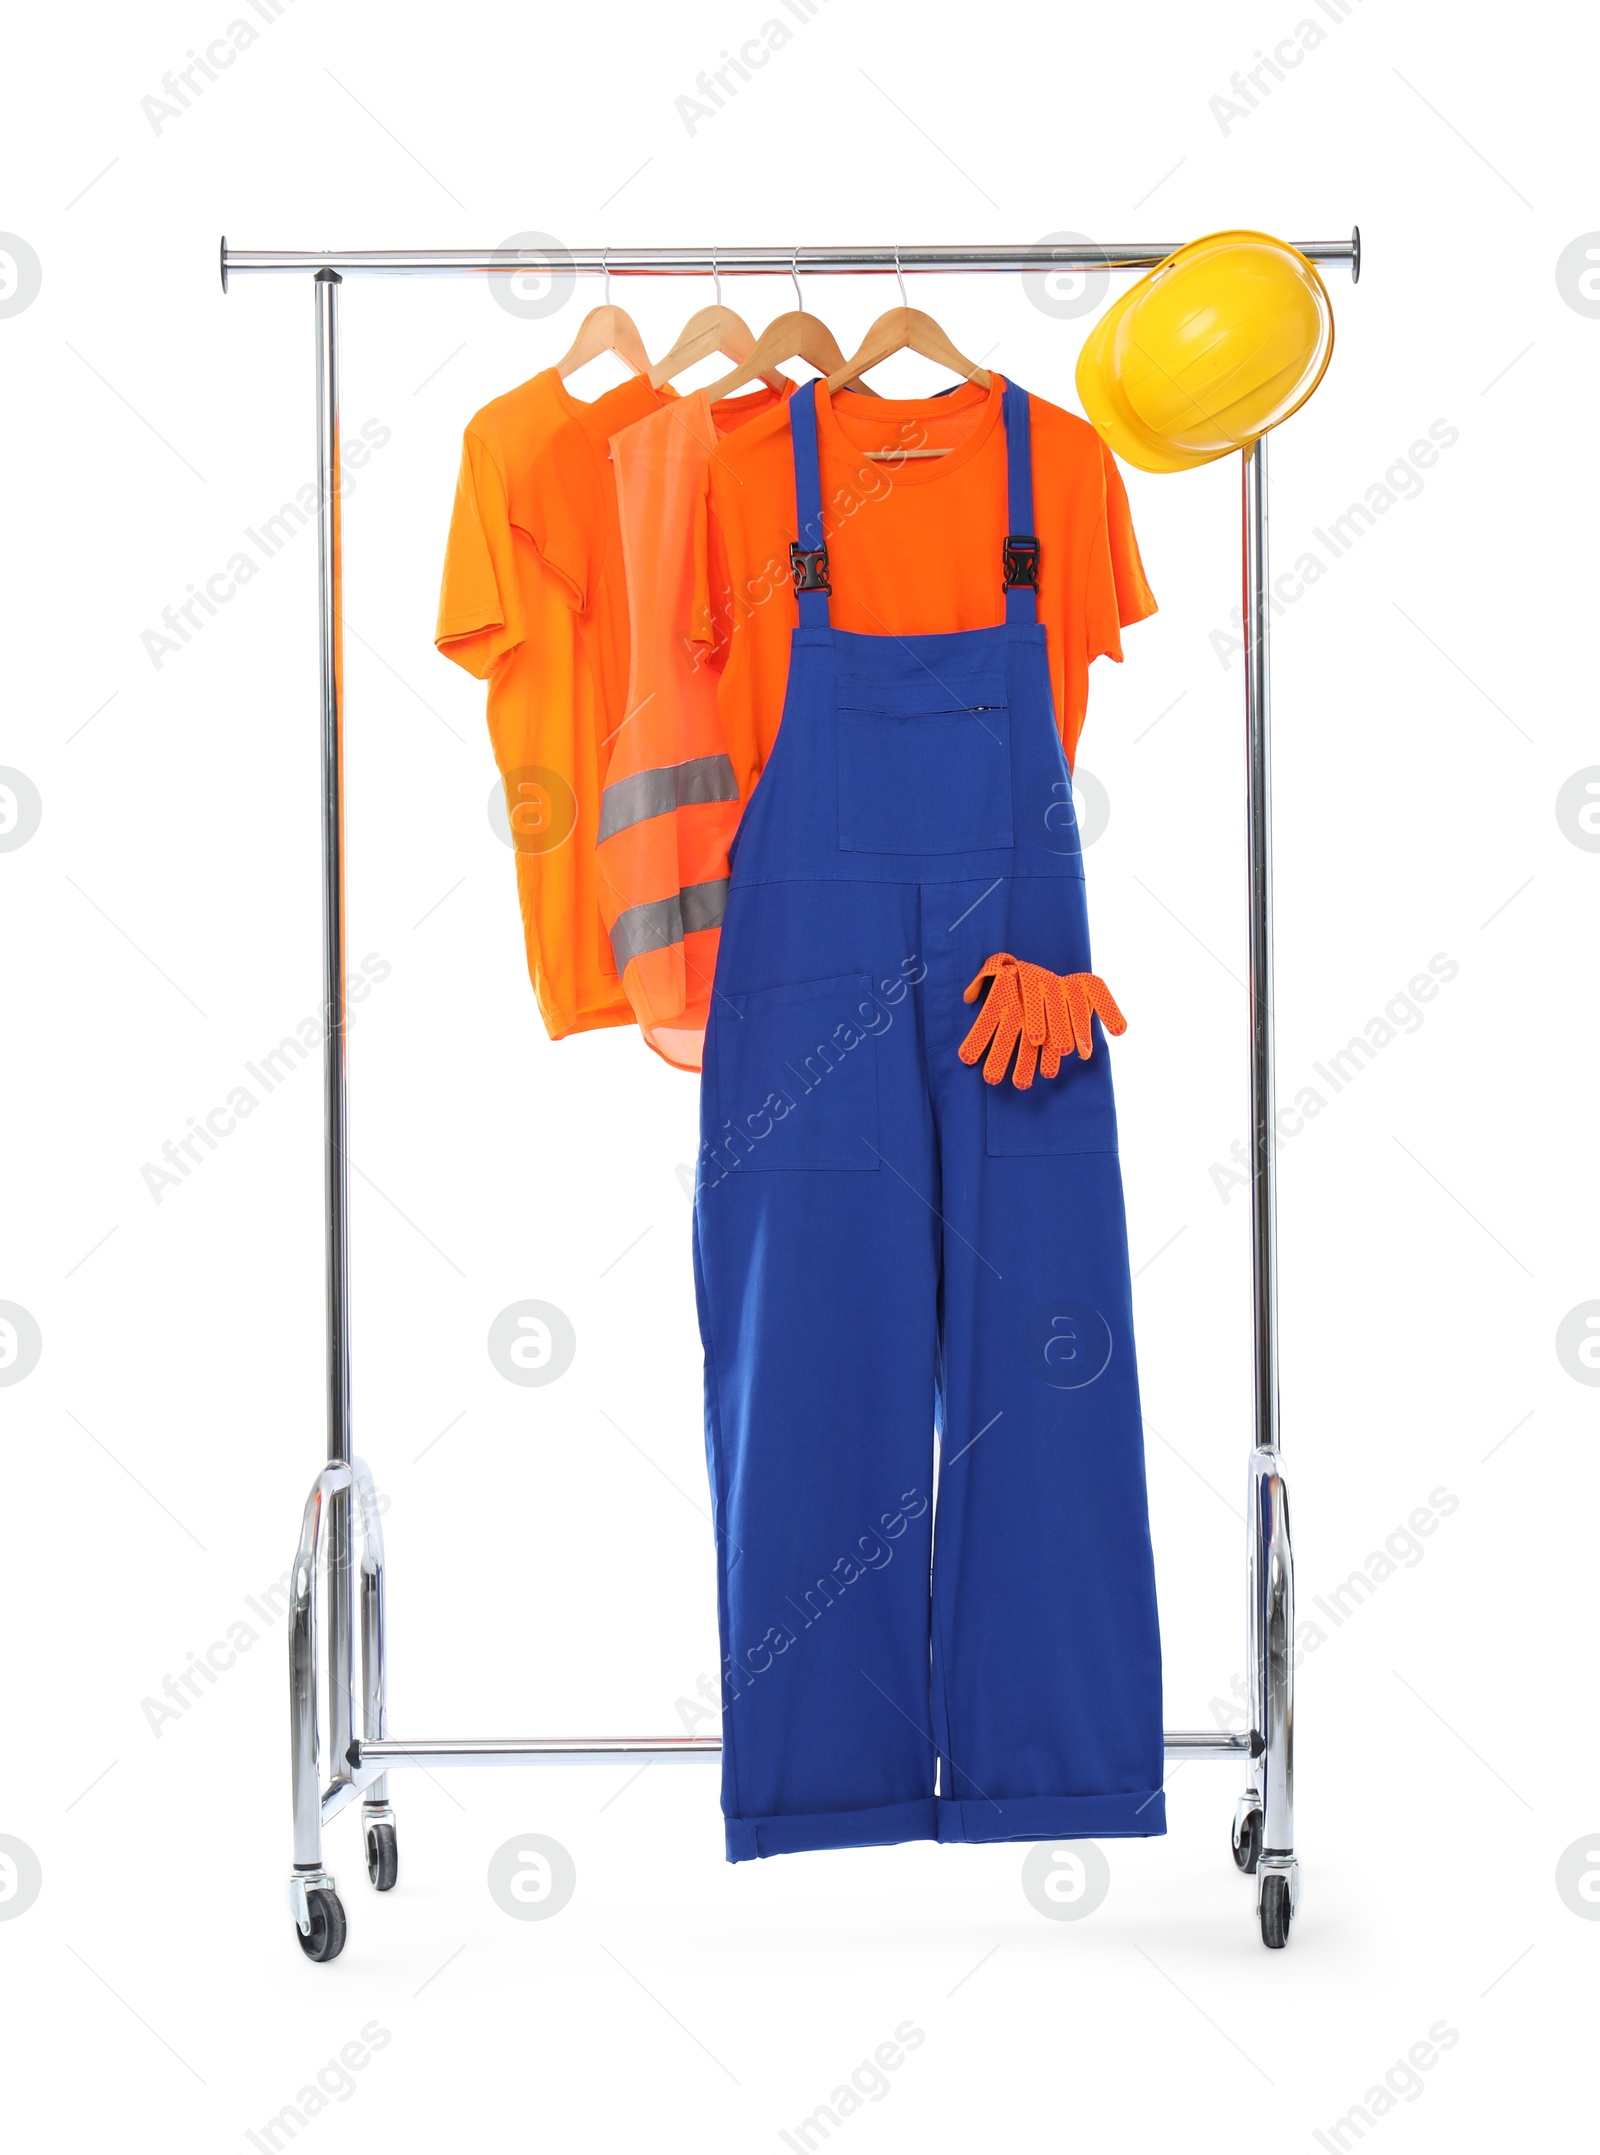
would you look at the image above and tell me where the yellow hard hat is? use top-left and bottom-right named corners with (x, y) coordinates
top-left (1076, 230), bottom-right (1334, 473)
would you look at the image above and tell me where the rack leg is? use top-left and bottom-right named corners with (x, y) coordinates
top-left (1238, 435), bottom-right (1297, 1948)
top-left (287, 1459), bottom-right (388, 1957)
top-left (289, 1469), bottom-right (346, 1960)
top-left (1251, 1452), bottom-right (1296, 1936)
top-left (289, 1476), bottom-right (329, 1875)
top-left (354, 1460), bottom-right (398, 1891)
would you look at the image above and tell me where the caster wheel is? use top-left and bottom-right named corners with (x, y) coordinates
top-left (1232, 1807), bottom-right (1262, 1874)
top-left (1260, 1873), bottom-right (1292, 1950)
top-left (296, 1886), bottom-right (347, 1963)
top-left (365, 1821), bottom-right (399, 1893)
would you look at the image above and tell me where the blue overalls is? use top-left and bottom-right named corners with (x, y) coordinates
top-left (693, 379), bottom-right (1165, 1861)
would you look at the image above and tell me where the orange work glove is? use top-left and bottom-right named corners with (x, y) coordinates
top-left (958, 953), bottom-right (1127, 1089)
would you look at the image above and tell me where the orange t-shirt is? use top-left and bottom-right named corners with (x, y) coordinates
top-left (698, 376), bottom-right (1155, 795)
top-left (602, 381), bottom-right (792, 1074)
top-left (436, 367), bottom-right (671, 1040)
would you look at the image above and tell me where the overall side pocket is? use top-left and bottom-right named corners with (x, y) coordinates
top-left (985, 1033), bottom-right (1120, 1156)
top-left (713, 974), bottom-right (882, 1172)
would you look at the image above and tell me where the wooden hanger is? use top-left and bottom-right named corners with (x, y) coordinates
top-left (648, 305), bottom-right (789, 391)
top-left (648, 254), bottom-right (789, 391)
top-left (704, 253), bottom-right (881, 400)
top-left (823, 252), bottom-right (990, 455)
top-left (826, 309), bottom-right (991, 395)
top-left (555, 249), bottom-right (653, 381)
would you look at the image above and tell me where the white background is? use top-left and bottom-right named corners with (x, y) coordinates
top-left (1, 0), bottom-right (1594, 2145)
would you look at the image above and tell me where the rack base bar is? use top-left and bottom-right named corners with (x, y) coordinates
top-left (1164, 1732), bottom-right (1257, 1758)
top-left (346, 1731), bottom-right (1251, 1768)
top-left (358, 1736), bottom-right (722, 1764)
top-left (322, 1732), bottom-right (1256, 1822)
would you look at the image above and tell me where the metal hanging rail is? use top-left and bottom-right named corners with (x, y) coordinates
top-left (229, 228), bottom-right (1358, 1961)
top-left (222, 234), bottom-right (1360, 284)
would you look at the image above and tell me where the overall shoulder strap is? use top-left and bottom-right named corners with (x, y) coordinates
top-left (787, 379), bottom-right (832, 626)
top-left (1001, 378), bottom-right (1039, 626)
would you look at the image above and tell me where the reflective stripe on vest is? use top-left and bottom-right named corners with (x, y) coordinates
top-left (598, 753), bottom-right (740, 844)
top-left (609, 877), bottom-right (730, 974)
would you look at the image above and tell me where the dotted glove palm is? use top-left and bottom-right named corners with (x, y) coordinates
top-left (958, 953), bottom-right (1127, 1089)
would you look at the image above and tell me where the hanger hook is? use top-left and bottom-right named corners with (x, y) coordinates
top-left (791, 246), bottom-right (802, 312)
top-left (895, 243), bottom-right (907, 310)
top-left (712, 242), bottom-right (720, 308)
top-left (602, 244), bottom-right (610, 308)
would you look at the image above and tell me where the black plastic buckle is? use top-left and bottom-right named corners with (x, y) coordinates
top-left (790, 541), bottom-right (831, 595)
top-left (1003, 534), bottom-right (1041, 589)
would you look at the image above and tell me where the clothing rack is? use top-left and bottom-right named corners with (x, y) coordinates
top-left (221, 230), bottom-right (1360, 1960)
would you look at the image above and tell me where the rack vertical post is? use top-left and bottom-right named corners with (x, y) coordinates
top-left (313, 268), bottom-right (353, 1803)
top-left (1234, 433), bottom-right (1298, 1944)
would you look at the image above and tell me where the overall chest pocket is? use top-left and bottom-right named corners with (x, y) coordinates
top-left (836, 675), bottom-right (1013, 855)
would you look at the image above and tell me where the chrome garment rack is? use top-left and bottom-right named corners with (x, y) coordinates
top-left (221, 230), bottom-right (1360, 1961)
